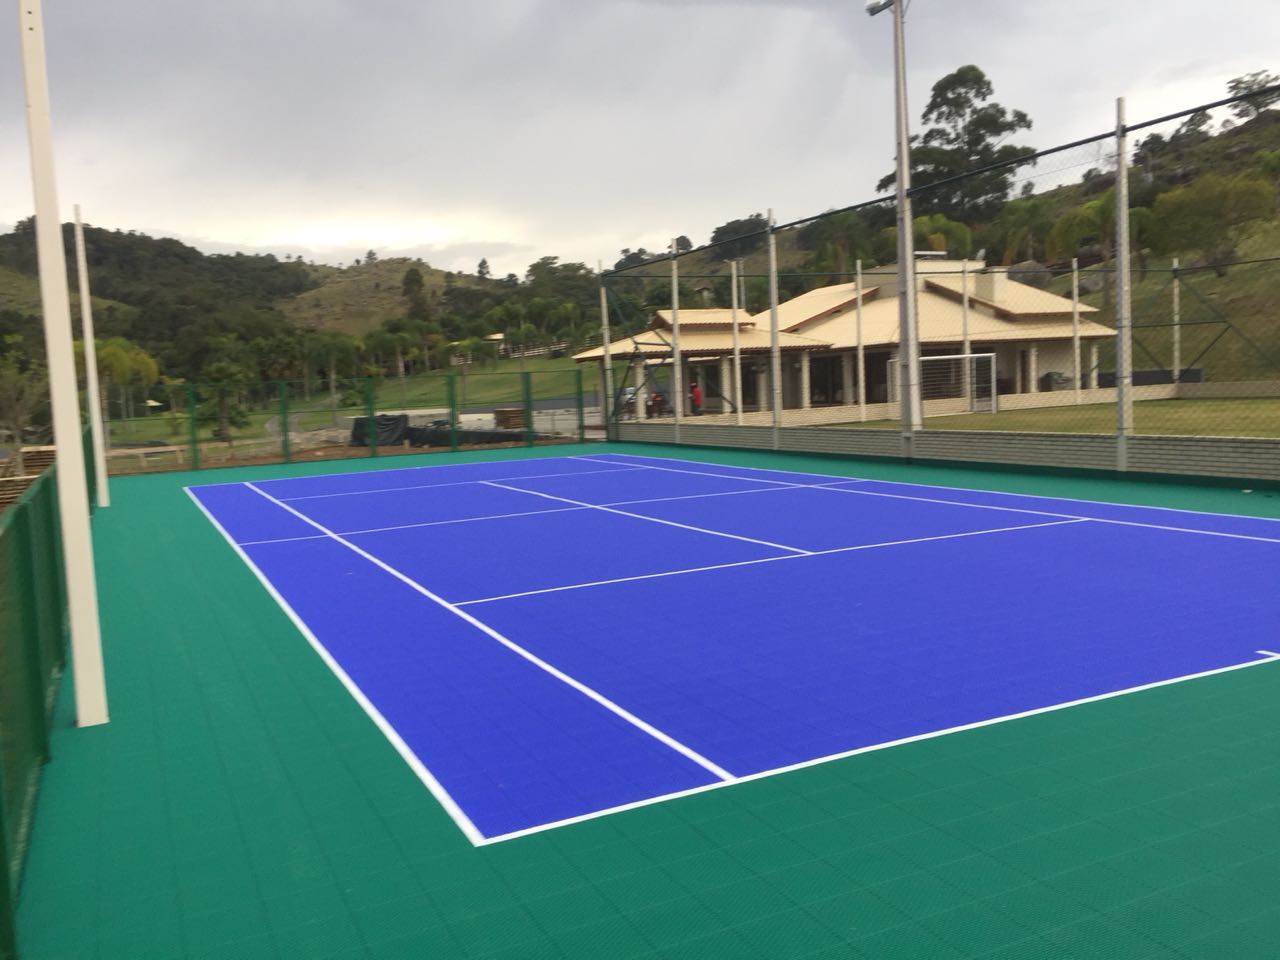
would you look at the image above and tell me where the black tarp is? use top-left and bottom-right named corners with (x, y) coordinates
top-left (349, 414), bottom-right (409, 447)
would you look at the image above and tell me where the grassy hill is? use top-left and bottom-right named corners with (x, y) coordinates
top-left (278, 257), bottom-right (495, 336)
top-left (0, 263), bottom-right (139, 325)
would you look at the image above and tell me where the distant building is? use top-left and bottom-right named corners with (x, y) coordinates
top-left (575, 260), bottom-right (1115, 418)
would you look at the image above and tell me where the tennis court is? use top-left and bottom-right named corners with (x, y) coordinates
top-left (186, 451), bottom-right (1280, 846)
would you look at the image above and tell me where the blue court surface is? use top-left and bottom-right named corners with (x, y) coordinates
top-left (187, 452), bottom-right (1280, 844)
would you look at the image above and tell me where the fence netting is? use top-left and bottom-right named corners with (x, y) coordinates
top-left (598, 90), bottom-right (1280, 467)
top-left (98, 369), bottom-right (589, 477)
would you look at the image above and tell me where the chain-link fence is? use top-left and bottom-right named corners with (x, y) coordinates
top-left (596, 87), bottom-right (1280, 482)
top-left (99, 369), bottom-right (590, 476)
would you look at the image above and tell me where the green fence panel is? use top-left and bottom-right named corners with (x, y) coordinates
top-left (0, 466), bottom-right (69, 960)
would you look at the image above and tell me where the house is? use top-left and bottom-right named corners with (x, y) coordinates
top-left (575, 259), bottom-right (1116, 420)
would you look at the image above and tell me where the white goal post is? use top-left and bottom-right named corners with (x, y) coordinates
top-left (919, 353), bottom-right (998, 416)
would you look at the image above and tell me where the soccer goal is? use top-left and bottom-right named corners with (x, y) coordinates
top-left (919, 353), bottom-right (998, 415)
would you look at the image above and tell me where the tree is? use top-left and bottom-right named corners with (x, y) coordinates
top-left (1255, 149), bottom-right (1280, 209)
top-left (799, 211), bottom-right (873, 279)
top-left (995, 197), bottom-right (1053, 264)
top-left (674, 236), bottom-right (693, 254)
top-left (477, 258), bottom-right (491, 279)
top-left (1151, 173), bottom-right (1274, 271)
top-left (365, 249), bottom-right (378, 265)
top-left (878, 65), bottom-right (1035, 223)
top-left (710, 214), bottom-right (769, 259)
top-left (613, 248), bottom-right (654, 271)
top-left (197, 360), bottom-right (252, 450)
top-left (1227, 71), bottom-right (1280, 121)
top-left (0, 354), bottom-right (47, 474)
top-left (1170, 110), bottom-right (1212, 146)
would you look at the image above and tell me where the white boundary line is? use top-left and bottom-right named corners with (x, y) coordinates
top-left (573, 453), bottom-right (864, 488)
top-left (477, 650), bottom-right (1280, 845)
top-left (192, 454), bottom-right (635, 492)
top-left (183, 487), bottom-right (489, 847)
top-left (812, 482), bottom-right (1280, 545)
top-left (275, 465), bottom-right (647, 502)
top-left (457, 518), bottom-right (1086, 606)
top-left (239, 505), bottom-right (590, 546)
top-left (242, 482), bottom-right (736, 787)
top-left (584, 453), bottom-right (1280, 546)
top-left (591, 452), bottom-right (1280, 527)
top-left (481, 480), bottom-right (813, 555)
top-left (237, 484), bottom-right (812, 548)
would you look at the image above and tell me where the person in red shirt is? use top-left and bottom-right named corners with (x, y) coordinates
top-left (690, 380), bottom-right (703, 415)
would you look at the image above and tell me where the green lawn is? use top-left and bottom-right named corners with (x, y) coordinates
top-left (830, 397), bottom-right (1280, 438)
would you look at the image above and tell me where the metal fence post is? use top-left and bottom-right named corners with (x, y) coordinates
top-left (1115, 96), bottom-right (1134, 472)
top-left (575, 367), bottom-right (585, 444)
top-left (278, 382), bottom-right (291, 463)
top-left (521, 372), bottom-right (534, 447)
top-left (186, 384), bottom-right (200, 471)
top-left (445, 375), bottom-right (459, 451)
top-left (366, 378), bottom-right (378, 458)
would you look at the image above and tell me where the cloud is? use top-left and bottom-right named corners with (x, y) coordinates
top-left (1, 0), bottom-right (1277, 280)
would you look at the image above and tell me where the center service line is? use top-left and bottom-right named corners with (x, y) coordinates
top-left (242, 482), bottom-right (736, 784)
top-left (481, 480), bottom-right (813, 555)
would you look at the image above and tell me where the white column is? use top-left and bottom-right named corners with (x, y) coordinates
top-left (73, 206), bottom-right (109, 508)
top-left (730, 259), bottom-right (744, 426)
top-left (598, 264), bottom-right (613, 429)
top-left (841, 352), bottom-right (855, 407)
top-left (756, 365), bottom-right (768, 411)
top-left (1171, 256), bottom-right (1181, 384)
top-left (799, 352), bottom-right (812, 409)
top-left (633, 360), bottom-right (646, 419)
top-left (1090, 342), bottom-right (1100, 391)
top-left (20, 0), bottom-right (108, 726)
top-left (1028, 344), bottom-right (1039, 393)
top-left (1071, 257), bottom-right (1082, 403)
top-left (888, 348), bottom-right (900, 402)
top-left (855, 259), bottom-right (867, 422)
top-left (719, 356), bottom-right (732, 414)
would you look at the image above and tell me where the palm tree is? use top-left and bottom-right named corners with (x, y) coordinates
top-left (997, 197), bottom-right (1053, 264)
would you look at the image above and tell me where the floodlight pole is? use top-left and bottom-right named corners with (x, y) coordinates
top-left (868, 0), bottom-right (923, 439)
top-left (20, 0), bottom-right (109, 726)
top-left (74, 206), bottom-right (109, 507)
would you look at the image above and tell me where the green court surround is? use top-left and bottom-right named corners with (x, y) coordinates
top-left (17, 443), bottom-right (1280, 959)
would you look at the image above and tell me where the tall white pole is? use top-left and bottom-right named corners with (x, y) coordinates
top-left (1115, 97), bottom-right (1134, 471)
top-left (74, 206), bottom-right (109, 507)
top-left (855, 259), bottom-right (867, 421)
top-left (597, 262), bottom-right (613, 434)
top-left (1171, 256), bottom-right (1181, 384)
top-left (767, 211), bottom-right (782, 449)
top-left (886, 0), bottom-right (922, 438)
top-left (20, 0), bottom-right (109, 726)
top-left (1071, 257), bottom-right (1082, 402)
top-left (670, 241), bottom-right (683, 440)
top-left (729, 259), bottom-right (743, 426)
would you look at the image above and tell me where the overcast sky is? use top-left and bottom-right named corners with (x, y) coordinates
top-left (1, 0), bottom-right (1277, 277)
